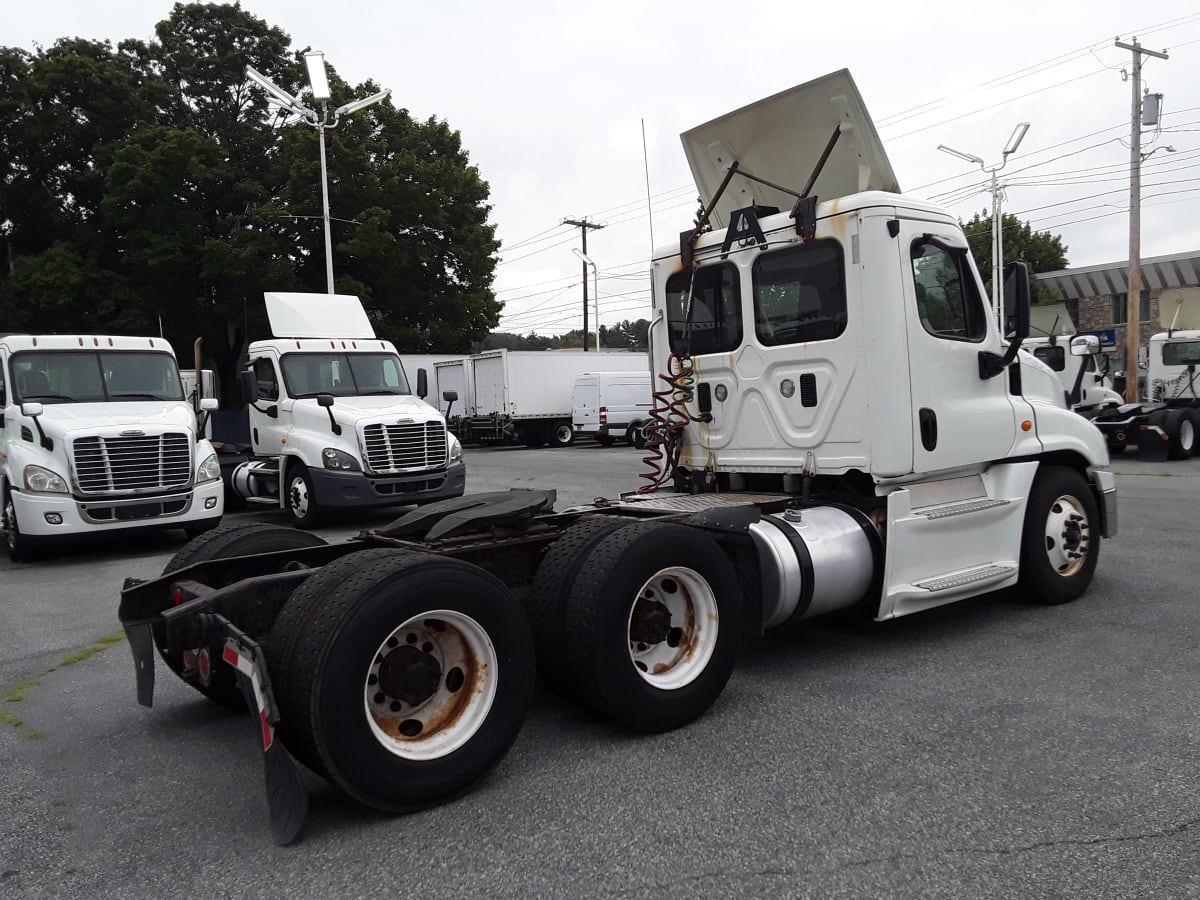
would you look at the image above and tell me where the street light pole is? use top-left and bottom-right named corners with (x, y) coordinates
top-left (572, 248), bottom-right (600, 352)
top-left (938, 122), bottom-right (1030, 330)
top-left (245, 54), bottom-right (391, 294)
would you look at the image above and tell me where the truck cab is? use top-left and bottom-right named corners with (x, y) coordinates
top-left (1023, 335), bottom-right (1122, 410)
top-left (230, 293), bottom-right (465, 527)
top-left (0, 334), bottom-right (223, 560)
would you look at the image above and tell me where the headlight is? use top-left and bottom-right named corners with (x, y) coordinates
top-left (449, 435), bottom-right (463, 461)
top-left (196, 452), bottom-right (221, 484)
top-left (24, 465), bottom-right (68, 493)
top-left (322, 448), bottom-right (361, 471)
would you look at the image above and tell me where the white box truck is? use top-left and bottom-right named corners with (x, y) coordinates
top-left (119, 70), bottom-right (1116, 845)
top-left (466, 349), bottom-right (648, 447)
top-left (226, 293), bottom-right (465, 527)
top-left (1, 334), bottom-right (223, 561)
top-left (433, 356), bottom-right (473, 430)
top-left (571, 370), bottom-right (653, 447)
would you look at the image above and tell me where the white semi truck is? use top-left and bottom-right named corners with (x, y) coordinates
top-left (1084, 327), bottom-right (1200, 459)
top-left (119, 70), bottom-right (1115, 845)
top-left (1023, 335), bottom-right (1123, 411)
top-left (225, 293), bottom-right (465, 527)
top-left (0, 334), bottom-right (223, 561)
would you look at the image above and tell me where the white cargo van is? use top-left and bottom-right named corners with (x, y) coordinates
top-left (571, 370), bottom-right (653, 446)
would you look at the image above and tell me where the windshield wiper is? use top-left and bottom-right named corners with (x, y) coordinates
top-left (110, 392), bottom-right (173, 400)
top-left (21, 393), bottom-right (77, 402)
top-left (361, 389), bottom-right (404, 396)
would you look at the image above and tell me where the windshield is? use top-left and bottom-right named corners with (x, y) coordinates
top-left (1161, 340), bottom-right (1200, 367)
top-left (280, 352), bottom-right (411, 398)
top-left (11, 350), bottom-right (184, 404)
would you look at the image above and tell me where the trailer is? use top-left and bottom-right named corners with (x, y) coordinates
top-left (463, 349), bottom-right (648, 446)
top-left (117, 69), bottom-right (1115, 845)
top-left (434, 356), bottom-right (474, 433)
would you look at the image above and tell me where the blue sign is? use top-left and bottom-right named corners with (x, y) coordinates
top-left (1076, 328), bottom-right (1117, 349)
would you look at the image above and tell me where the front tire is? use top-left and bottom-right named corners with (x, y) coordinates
top-left (559, 521), bottom-right (742, 732)
top-left (1, 488), bottom-right (36, 563)
top-left (267, 549), bottom-right (535, 810)
top-left (1018, 465), bottom-right (1100, 605)
top-left (287, 463), bottom-right (322, 529)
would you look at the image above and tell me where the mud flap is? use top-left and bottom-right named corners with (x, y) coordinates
top-left (1136, 425), bottom-right (1170, 462)
top-left (220, 628), bottom-right (309, 846)
top-left (124, 622), bottom-right (157, 708)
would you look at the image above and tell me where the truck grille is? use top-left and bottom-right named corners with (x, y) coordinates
top-left (361, 422), bottom-right (448, 474)
top-left (72, 433), bottom-right (193, 495)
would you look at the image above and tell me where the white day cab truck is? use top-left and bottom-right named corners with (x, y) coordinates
top-left (1023, 334), bottom-right (1123, 412)
top-left (225, 292), bottom-right (466, 528)
top-left (571, 370), bottom-right (654, 447)
top-left (118, 70), bottom-right (1116, 845)
top-left (0, 334), bottom-right (223, 561)
top-left (1081, 292), bottom-right (1200, 460)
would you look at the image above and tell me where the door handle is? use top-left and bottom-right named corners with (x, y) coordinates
top-left (919, 407), bottom-right (938, 451)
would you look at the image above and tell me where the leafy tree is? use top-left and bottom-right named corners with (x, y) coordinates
top-left (0, 3), bottom-right (500, 403)
top-left (962, 211), bottom-right (1068, 304)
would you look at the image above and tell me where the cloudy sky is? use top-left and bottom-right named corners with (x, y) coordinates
top-left (10, 2), bottom-right (1200, 336)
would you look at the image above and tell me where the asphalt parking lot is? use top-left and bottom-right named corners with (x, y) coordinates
top-left (1, 444), bottom-right (1197, 899)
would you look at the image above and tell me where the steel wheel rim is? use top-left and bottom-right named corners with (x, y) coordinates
top-left (363, 609), bottom-right (498, 760)
top-left (1180, 418), bottom-right (1195, 452)
top-left (1043, 493), bottom-right (1090, 577)
top-left (626, 566), bottom-right (718, 691)
top-left (289, 476), bottom-right (309, 518)
top-left (555, 424), bottom-right (572, 444)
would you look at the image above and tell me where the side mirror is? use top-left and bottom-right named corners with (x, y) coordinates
top-left (199, 397), bottom-right (219, 411)
top-left (417, 368), bottom-right (428, 399)
top-left (1002, 261), bottom-right (1031, 341)
top-left (20, 401), bottom-right (44, 418)
top-left (316, 393), bottom-right (335, 408)
top-left (442, 389), bottom-right (458, 402)
top-left (1069, 335), bottom-right (1100, 357)
top-left (238, 370), bottom-right (260, 404)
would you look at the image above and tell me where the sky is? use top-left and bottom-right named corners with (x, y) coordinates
top-left (9, 1), bottom-right (1200, 337)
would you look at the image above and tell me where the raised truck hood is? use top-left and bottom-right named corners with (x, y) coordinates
top-left (681, 68), bottom-right (900, 228)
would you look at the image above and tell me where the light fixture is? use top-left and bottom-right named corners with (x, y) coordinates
top-left (304, 52), bottom-right (331, 102)
top-left (1003, 122), bottom-right (1030, 157)
top-left (936, 144), bottom-right (983, 166)
top-left (245, 66), bottom-right (304, 110)
top-left (336, 89), bottom-right (392, 118)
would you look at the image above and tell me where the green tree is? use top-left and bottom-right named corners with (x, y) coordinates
top-left (962, 211), bottom-right (1068, 304)
top-left (0, 3), bottom-right (501, 403)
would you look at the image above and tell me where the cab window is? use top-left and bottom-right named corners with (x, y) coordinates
top-left (753, 240), bottom-right (846, 345)
top-left (252, 358), bottom-right (279, 401)
top-left (911, 240), bottom-right (988, 342)
top-left (1032, 345), bottom-right (1066, 372)
top-left (1162, 340), bottom-right (1200, 367)
top-left (665, 263), bottom-right (741, 355)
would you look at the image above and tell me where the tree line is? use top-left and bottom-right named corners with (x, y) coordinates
top-left (0, 3), bottom-right (501, 401)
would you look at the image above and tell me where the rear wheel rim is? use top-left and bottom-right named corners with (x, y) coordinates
top-left (626, 566), bottom-right (718, 690)
top-left (1043, 493), bottom-right (1090, 577)
top-left (555, 424), bottom-right (572, 444)
top-left (363, 609), bottom-right (498, 760)
top-left (1180, 418), bottom-right (1195, 451)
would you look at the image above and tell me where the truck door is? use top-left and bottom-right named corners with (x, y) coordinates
top-left (248, 355), bottom-right (287, 455)
top-left (899, 224), bottom-right (1019, 474)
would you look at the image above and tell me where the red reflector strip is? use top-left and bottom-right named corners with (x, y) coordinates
top-left (222, 645), bottom-right (240, 668)
top-left (173, 586), bottom-right (184, 606)
top-left (260, 710), bottom-right (274, 751)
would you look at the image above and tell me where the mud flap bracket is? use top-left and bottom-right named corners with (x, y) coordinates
top-left (124, 622), bottom-right (157, 708)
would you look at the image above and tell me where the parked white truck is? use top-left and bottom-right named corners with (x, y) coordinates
top-left (1084, 327), bottom-right (1200, 459)
top-left (119, 70), bottom-right (1115, 845)
top-left (1, 334), bottom-right (223, 560)
top-left (1023, 335), bottom-right (1123, 410)
top-left (225, 293), bottom-right (466, 527)
top-left (571, 370), bottom-right (653, 446)
top-left (463, 348), bottom-right (648, 446)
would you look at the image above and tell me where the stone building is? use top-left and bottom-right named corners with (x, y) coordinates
top-left (1037, 250), bottom-right (1200, 356)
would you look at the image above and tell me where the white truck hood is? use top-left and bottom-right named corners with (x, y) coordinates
top-left (322, 394), bottom-right (442, 421)
top-left (681, 68), bottom-right (899, 228)
top-left (29, 402), bottom-right (198, 440)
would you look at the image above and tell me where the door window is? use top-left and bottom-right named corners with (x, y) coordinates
top-left (910, 240), bottom-right (987, 342)
top-left (1032, 345), bottom-right (1066, 372)
top-left (252, 358), bottom-right (280, 401)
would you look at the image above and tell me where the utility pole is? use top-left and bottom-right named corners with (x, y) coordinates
top-left (562, 217), bottom-right (605, 350)
top-left (1116, 37), bottom-right (1169, 402)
